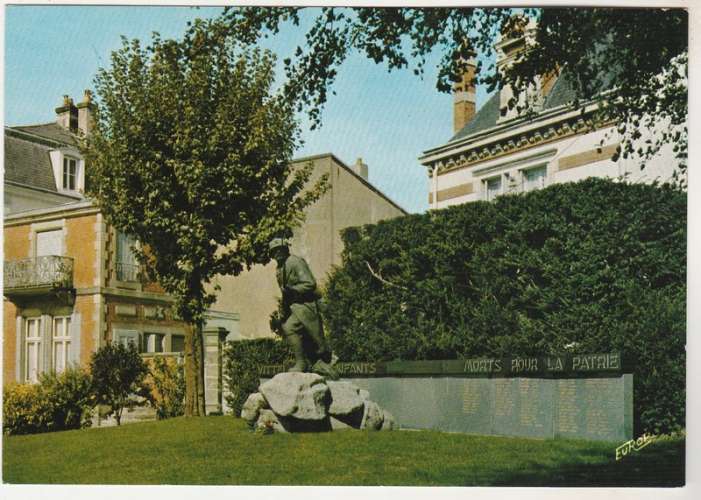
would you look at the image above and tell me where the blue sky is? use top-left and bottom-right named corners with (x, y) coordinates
top-left (4, 5), bottom-right (494, 214)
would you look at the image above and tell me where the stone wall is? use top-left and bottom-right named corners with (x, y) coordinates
top-left (348, 375), bottom-right (632, 441)
top-left (249, 354), bottom-right (633, 441)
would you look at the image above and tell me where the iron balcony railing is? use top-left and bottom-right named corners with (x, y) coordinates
top-left (116, 262), bottom-right (140, 282)
top-left (4, 256), bottom-right (74, 291)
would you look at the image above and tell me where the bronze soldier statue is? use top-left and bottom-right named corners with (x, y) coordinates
top-left (269, 238), bottom-right (337, 378)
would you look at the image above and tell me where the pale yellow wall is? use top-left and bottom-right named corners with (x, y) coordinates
top-left (66, 214), bottom-right (98, 288)
top-left (4, 211), bottom-right (100, 382)
top-left (210, 154), bottom-right (406, 340)
top-left (74, 295), bottom-right (97, 364)
top-left (4, 199), bottom-right (190, 385)
top-left (329, 158), bottom-right (406, 267)
top-left (4, 224), bottom-right (30, 260)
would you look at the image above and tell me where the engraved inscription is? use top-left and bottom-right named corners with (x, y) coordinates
top-left (463, 358), bottom-right (502, 374)
top-left (462, 380), bottom-right (481, 415)
top-left (571, 353), bottom-right (620, 371)
top-left (335, 362), bottom-right (377, 376)
top-left (518, 378), bottom-right (542, 428)
top-left (584, 379), bottom-right (613, 435)
top-left (511, 357), bottom-right (539, 373)
top-left (557, 379), bottom-right (578, 433)
top-left (495, 379), bottom-right (514, 417)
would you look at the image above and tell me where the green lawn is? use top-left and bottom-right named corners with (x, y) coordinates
top-left (2, 416), bottom-right (685, 486)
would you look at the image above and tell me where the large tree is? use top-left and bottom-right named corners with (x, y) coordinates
top-left (83, 18), bottom-right (326, 416)
top-left (223, 7), bottom-right (688, 178)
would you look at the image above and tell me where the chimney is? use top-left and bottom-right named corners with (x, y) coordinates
top-left (453, 56), bottom-right (477, 133)
top-left (351, 157), bottom-right (368, 180)
top-left (495, 17), bottom-right (540, 123)
top-left (55, 95), bottom-right (78, 131)
top-left (76, 89), bottom-right (96, 137)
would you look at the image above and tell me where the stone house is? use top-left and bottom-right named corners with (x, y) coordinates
top-left (3, 93), bottom-right (190, 385)
top-left (420, 21), bottom-right (682, 208)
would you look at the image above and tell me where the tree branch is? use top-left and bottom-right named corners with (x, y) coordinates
top-left (365, 260), bottom-right (409, 291)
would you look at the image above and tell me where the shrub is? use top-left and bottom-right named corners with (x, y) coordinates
top-left (3, 383), bottom-right (45, 435)
top-left (223, 338), bottom-right (291, 417)
top-left (90, 343), bottom-right (149, 425)
top-left (145, 355), bottom-right (186, 419)
top-left (323, 178), bottom-right (686, 434)
top-left (39, 367), bottom-right (94, 431)
top-left (3, 367), bottom-right (94, 435)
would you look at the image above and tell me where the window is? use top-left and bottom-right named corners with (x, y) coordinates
top-left (143, 333), bottom-right (165, 353)
top-left (116, 231), bottom-right (139, 282)
top-left (25, 318), bottom-right (42, 383)
top-left (523, 166), bottom-right (546, 192)
top-left (63, 157), bottom-right (77, 190)
top-left (170, 335), bottom-right (185, 353)
top-left (114, 329), bottom-right (140, 350)
top-left (53, 317), bottom-right (72, 374)
top-left (36, 229), bottom-right (63, 257)
top-left (486, 176), bottom-right (502, 201)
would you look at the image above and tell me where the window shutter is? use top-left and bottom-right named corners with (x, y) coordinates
top-left (41, 315), bottom-right (51, 376)
top-left (69, 312), bottom-right (82, 365)
top-left (15, 316), bottom-right (22, 381)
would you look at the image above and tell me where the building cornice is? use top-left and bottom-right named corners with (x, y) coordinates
top-left (421, 103), bottom-right (613, 176)
top-left (5, 180), bottom-right (83, 200)
top-left (471, 148), bottom-right (558, 178)
top-left (76, 286), bottom-right (175, 304)
top-left (4, 200), bottom-right (98, 226)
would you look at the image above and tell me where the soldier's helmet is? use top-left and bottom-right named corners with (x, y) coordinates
top-left (268, 238), bottom-right (289, 251)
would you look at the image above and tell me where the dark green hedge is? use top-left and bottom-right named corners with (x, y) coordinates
top-left (223, 338), bottom-right (291, 417)
top-left (323, 178), bottom-right (686, 434)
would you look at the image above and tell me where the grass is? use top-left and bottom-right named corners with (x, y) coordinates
top-left (2, 416), bottom-right (685, 486)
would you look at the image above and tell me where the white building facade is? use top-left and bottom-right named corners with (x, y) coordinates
top-left (420, 25), bottom-right (682, 209)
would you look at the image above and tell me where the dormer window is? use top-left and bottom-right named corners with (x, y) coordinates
top-left (63, 157), bottom-right (77, 190)
top-left (50, 150), bottom-right (83, 194)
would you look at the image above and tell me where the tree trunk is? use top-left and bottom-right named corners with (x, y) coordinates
top-left (184, 322), bottom-right (205, 416)
top-left (194, 324), bottom-right (206, 416)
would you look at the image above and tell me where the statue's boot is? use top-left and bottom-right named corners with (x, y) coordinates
top-left (306, 323), bottom-right (332, 363)
top-left (285, 332), bottom-right (308, 372)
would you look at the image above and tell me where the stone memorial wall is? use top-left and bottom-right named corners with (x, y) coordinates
top-left (257, 353), bottom-right (633, 441)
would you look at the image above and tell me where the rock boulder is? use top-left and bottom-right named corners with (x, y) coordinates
top-left (259, 372), bottom-right (330, 420)
top-left (241, 392), bottom-right (268, 425)
top-left (381, 410), bottom-right (397, 430)
top-left (327, 381), bottom-right (365, 417)
top-left (361, 400), bottom-right (385, 431)
top-left (256, 409), bottom-right (288, 434)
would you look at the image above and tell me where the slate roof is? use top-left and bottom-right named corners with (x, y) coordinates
top-left (450, 76), bottom-right (575, 143)
top-left (449, 64), bottom-right (616, 144)
top-left (11, 122), bottom-right (78, 146)
top-left (4, 123), bottom-right (78, 193)
top-left (450, 91), bottom-right (503, 142)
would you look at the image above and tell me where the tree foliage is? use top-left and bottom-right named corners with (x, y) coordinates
top-left (82, 17), bottom-right (327, 415)
top-left (89, 343), bottom-right (149, 426)
top-left (223, 7), bottom-right (687, 176)
top-left (145, 356), bottom-right (186, 420)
